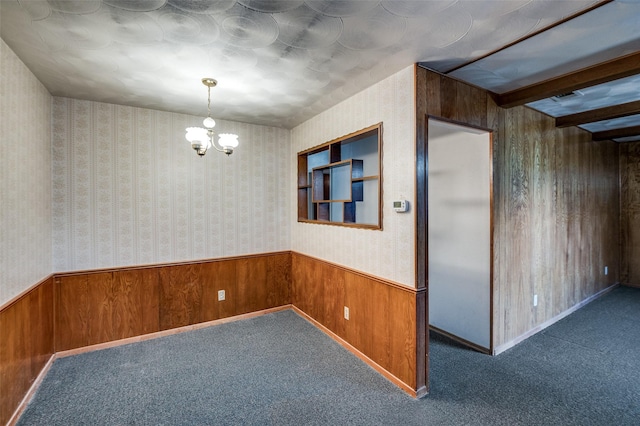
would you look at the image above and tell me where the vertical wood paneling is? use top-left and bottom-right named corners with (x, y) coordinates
top-left (291, 253), bottom-right (422, 392)
top-left (417, 67), bottom-right (621, 349)
top-left (321, 261), bottom-right (345, 336)
top-left (236, 257), bottom-right (267, 315)
top-left (200, 260), bottom-right (237, 321)
top-left (139, 268), bottom-right (160, 334)
top-left (621, 142), bottom-right (640, 286)
top-left (53, 253), bottom-right (290, 352)
top-left (0, 277), bottom-right (54, 426)
top-left (55, 275), bottom-right (90, 351)
top-left (159, 264), bottom-right (203, 330)
top-left (267, 253), bottom-right (292, 309)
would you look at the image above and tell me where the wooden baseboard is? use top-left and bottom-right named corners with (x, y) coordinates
top-left (7, 354), bottom-right (55, 426)
top-left (57, 305), bottom-right (291, 358)
top-left (291, 306), bottom-right (422, 398)
top-left (493, 283), bottom-right (619, 355)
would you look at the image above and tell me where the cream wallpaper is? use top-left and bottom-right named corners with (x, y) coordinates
top-left (0, 40), bottom-right (52, 306)
top-left (52, 98), bottom-right (290, 272)
top-left (291, 65), bottom-right (416, 287)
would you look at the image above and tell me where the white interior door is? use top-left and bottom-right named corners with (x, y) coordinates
top-left (428, 119), bottom-right (491, 350)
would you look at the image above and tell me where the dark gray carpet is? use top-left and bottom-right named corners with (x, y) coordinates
top-left (18, 286), bottom-right (640, 425)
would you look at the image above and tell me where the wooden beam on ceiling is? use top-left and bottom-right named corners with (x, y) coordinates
top-left (496, 52), bottom-right (640, 108)
top-left (444, 0), bottom-right (613, 74)
top-left (556, 100), bottom-right (640, 128)
top-left (592, 125), bottom-right (640, 141)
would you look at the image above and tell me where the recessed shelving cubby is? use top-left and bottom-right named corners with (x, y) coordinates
top-left (297, 123), bottom-right (382, 229)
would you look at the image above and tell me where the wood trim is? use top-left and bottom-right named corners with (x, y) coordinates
top-left (426, 114), bottom-right (495, 134)
top-left (493, 284), bottom-right (619, 355)
top-left (415, 64), bottom-right (428, 291)
top-left (297, 219), bottom-right (381, 230)
top-left (297, 123), bottom-right (382, 156)
top-left (0, 274), bottom-right (54, 311)
top-left (592, 125), bottom-right (640, 141)
top-left (488, 130), bottom-right (495, 354)
top-left (443, 0), bottom-right (614, 74)
top-left (556, 100), bottom-right (640, 128)
top-left (497, 51), bottom-right (640, 108)
top-left (292, 306), bottom-right (425, 398)
top-left (56, 306), bottom-right (291, 358)
top-left (620, 142), bottom-right (640, 285)
top-left (429, 326), bottom-right (491, 355)
top-left (291, 251), bottom-right (417, 294)
top-left (6, 355), bottom-right (55, 426)
top-left (53, 251), bottom-right (291, 278)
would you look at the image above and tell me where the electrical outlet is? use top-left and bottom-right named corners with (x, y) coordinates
top-left (533, 294), bottom-right (538, 307)
top-left (217, 290), bottom-right (225, 301)
top-left (604, 266), bottom-right (608, 275)
top-left (344, 306), bottom-right (349, 320)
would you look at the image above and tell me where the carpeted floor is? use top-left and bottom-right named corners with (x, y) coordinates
top-left (17, 286), bottom-right (640, 425)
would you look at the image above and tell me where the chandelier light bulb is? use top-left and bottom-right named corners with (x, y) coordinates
top-left (203, 117), bottom-right (216, 128)
top-left (218, 133), bottom-right (239, 149)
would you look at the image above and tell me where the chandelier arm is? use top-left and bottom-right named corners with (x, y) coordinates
top-left (208, 130), bottom-right (232, 154)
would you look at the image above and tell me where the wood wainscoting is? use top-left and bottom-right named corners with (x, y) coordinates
top-left (0, 276), bottom-right (54, 426)
top-left (291, 252), bottom-right (427, 397)
top-left (54, 252), bottom-right (291, 352)
top-left (3, 250), bottom-right (426, 424)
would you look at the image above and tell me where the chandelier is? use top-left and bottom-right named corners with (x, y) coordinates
top-left (185, 78), bottom-right (239, 156)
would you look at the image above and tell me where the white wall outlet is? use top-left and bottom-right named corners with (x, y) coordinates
top-left (533, 294), bottom-right (538, 307)
top-left (344, 306), bottom-right (349, 320)
top-left (604, 266), bottom-right (608, 275)
top-left (217, 290), bottom-right (225, 301)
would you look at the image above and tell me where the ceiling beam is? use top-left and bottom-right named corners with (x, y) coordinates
top-left (556, 100), bottom-right (640, 128)
top-left (496, 52), bottom-right (640, 108)
top-left (444, 0), bottom-right (613, 74)
top-left (592, 125), bottom-right (640, 141)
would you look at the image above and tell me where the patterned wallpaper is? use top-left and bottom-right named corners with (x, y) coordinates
top-left (290, 65), bottom-right (416, 287)
top-left (52, 98), bottom-right (290, 272)
top-left (0, 40), bottom-right (52, 306)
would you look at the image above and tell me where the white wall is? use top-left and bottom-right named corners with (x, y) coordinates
top-left (291, 65), bottom-right (416, 287)
top-left (52, 98), bottom-right (291, 272)
top-left (0, 39), bottom-right (52, 305)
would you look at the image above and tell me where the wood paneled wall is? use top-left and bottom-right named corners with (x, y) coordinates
top-left (55, 253), bottom-right (291, 351)
top-left (621, 141), bottom-right (640, 287)
top-left (416, 67), bottom-right (621, 349)
top-left (0, 276), bottom-right (54, 426)
top-left (291, 252), bottom-right (427, 396)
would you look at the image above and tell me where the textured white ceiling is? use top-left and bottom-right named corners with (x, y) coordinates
top-left (1, 0), bottom-right (607, 129)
